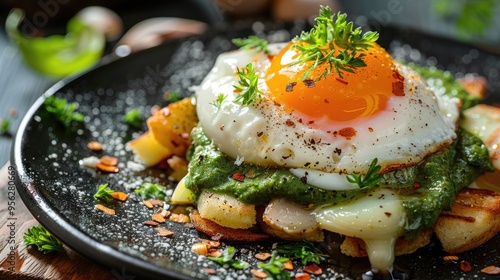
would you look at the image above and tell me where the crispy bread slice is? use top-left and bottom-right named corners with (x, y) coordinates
top-left (340, 229), bottom-right (433, 257)
top-left (434, 188), bottom-right (500, 254)
top-left (457, 76), bottom-right (487, 100)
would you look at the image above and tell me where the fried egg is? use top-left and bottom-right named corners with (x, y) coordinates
top-left (195, 42), bottom-right (460, 183)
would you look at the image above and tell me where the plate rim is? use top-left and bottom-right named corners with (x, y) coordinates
top-left (10, 42), bottom-right (199, 280)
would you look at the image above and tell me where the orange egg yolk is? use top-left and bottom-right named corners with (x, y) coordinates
top-left (265, 42), bottom-right (404, 125)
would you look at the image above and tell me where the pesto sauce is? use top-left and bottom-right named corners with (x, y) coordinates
top-left (185, 127), bottom-right (492, 235)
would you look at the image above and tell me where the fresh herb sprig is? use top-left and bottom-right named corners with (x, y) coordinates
top-left (292, 6), bottom-right (379, 81)
top-left (44, 95), bottom-right (84, 127)
top-left (233, 63), bottom-right (262, 106)
top-left (210, 93), bottom-right (227, 110)
top-left (258, 251), bottom-right (291, 280)
top-left (94, 183), bottom-right (114, 203)
top-left (134, 183), bottom-right (167, 200)
top-left (208, 246), bottom-right (250, 270)
top-left (24, 225), bottom-right (63, 254)
top-left (276, 240), bottom-right (326, 265)
top-left (232, 35), bottom-right (269, 54)
top-left (123, 109), bottom-right (142, 128)
top-left (346, 158), bottom-right (382, 188)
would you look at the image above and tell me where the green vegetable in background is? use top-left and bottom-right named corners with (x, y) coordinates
top-left (433, 0), bottom-right (496, 39)
top-left (5, 8), bottom-right (105, 78)
top-left (24, 225), bottom-right (63, 254)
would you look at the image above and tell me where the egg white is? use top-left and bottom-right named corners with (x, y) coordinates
top-left (195, 44), bottom-right (460, 181)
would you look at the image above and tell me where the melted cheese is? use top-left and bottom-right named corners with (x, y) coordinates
top-left (313, 188), bottom-right (406, 271)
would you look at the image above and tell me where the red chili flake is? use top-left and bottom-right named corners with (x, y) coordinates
top-left (285, 119), bottom-right (295, 127)
top-left (286, 82), bottom-right (297, 92)
top-left (335, 78), bottom-right (348, 85)
top-left (368, 127), bottom-right (374, 132)
top-left (460, 261), bottom-right (472, 272)
top-left (392, 70), bottom-right (405, 96)
top-left (324, 99), bottom-right (329, 104)
top-left (303, 79), bottom-right (315, 88)
top-left (392, 81), bottom-right (405, 96)
top-left (232, 173), bottom-right (245, 182)
top-left (303, 263), bottom-right (322, 275)
top-left (267, 54), bottom-right (276, 61)
top-left (414, 182), bottom-right (421, 189)
top-left (338, 127), bottom-right (357, 140)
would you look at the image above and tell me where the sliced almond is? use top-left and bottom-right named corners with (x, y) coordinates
top-left (96, 163), bottom-right (119, 173)
top-left (254, 252), bottom-right (272, 261)
top-left (100, 155), bottom-right (118, 166)
top-left (152, 213), bottom-right (166, 223)
top-left (303, 263), bottom-right (322, 275)
top-left (156, 227), bottom-right (174, 237)
top-left (481, 266), bottom-right (500, 275)
top-left (143, 200), bottom-right (154, 209)
top-left (143, 220), bottom-right (159, 227)
top-left (87, 141), bottom-right (103, 151)
top-left (95, 204), bottom-right (115, 215)
top-left (250, 269), bottom-right (267, 279)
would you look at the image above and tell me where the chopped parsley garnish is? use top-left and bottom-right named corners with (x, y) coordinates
top-left (210, 93), bottom-right (227, 110)
top-left (292, 5), bottom-right (379, 81)
top-left (258, 251), bottom-right (291, 280)
top-left (44, 96), bottom-right (84, 127)
top-left (93, 183), bottom-right (114, 203)
top-left (276, 240), bottom-right (326, 265)
top-left (134, 183), bottom-right (167, 200)
top-left (233, 63), bottom-right (262, 106)
top-left (24, 225), bottom-right (63, 254)
top-left (232, 35), bottom-right (269, 54)
top-left (123, 109), bottom-right (142, 128)
top-left (346, 158), bottom-right (382, 188)
top-left (0, 118), bottom-right (11, 135)
top-left (208, 246), bottom-right (250, 270)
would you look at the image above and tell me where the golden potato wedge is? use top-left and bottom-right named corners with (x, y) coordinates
top-left (147, 97), bottom-right (198, 157)
top-left (128, 132), bottom-right (172, 166)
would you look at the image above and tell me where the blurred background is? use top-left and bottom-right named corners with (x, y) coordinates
top-left (0, 0), bottom-right (499, 166)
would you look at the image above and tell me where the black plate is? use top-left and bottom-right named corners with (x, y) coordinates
top-left (12, 21), bottom-right (500, 280)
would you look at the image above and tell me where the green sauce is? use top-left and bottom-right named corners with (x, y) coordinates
top-left (184, 65), bottom-right (492, 236)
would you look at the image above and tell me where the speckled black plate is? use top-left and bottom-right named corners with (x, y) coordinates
top-left (12, 21), bottom-right (500, 280)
